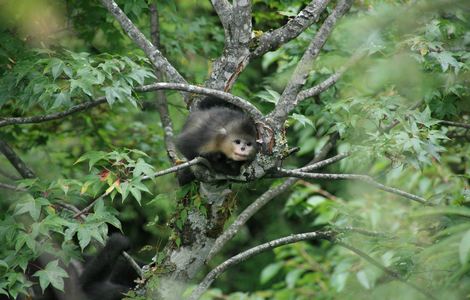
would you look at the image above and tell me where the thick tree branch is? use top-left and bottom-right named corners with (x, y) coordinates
top-left (270, 0), bottom-right (353, 125)
top-left (0, 83), bottom-right (263, 128)
top-left (195, 231), bottom-right (435, 300)
top-left (190, 231), bottom-right (334, 300)
top-left (276, 169), bottom-right (429, 205)
top-left (204, 0), bottom-right (252, 92)
top-left (99, 0), bottom-right (188, 92)
top-left (0, 140), bottom-right (36, 179)
top-left (137, 83), bottom-right (263, 119)
top-left (207, 133), bottom-right (341, 261)
top-left (252, 0), bottom-right (331, 58)
top-left (210, 0), bottom-right (232, 33)
top-left (149, 3), bottom-right (179, 164)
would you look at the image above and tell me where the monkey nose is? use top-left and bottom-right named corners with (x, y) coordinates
top-left (241, 147), bottom-right (245, 151)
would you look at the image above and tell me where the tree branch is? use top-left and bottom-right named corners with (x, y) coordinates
top-left (149, 3), bottom-right (179, 164)
top-left (190, 231), bottom-right (334, 300)
top-left (210, 0), bottom-right (232, 33)
top-left (137, 83), bottom-right (263, 119)
top-left (440, 120), bottom-right (470, 129)
top-left (141, 157), bottom-right (205, 180)
top-left (204, 0), bottom-right (252, 92)
top-left (276, 169), bottom-right (429, 205)
top-left (74, 157), bottom-right (205, 218)
top-left (99, 0), bottom-right (188, 92)
top-left (0, 98), bottom-right (106, 128)
top-left (298, 152), bottom-right (350, 172)
top-left (0, 182), bottom-right (27, 192)
top-left (252, 0), bottom-right (331, 58)
top-left (207, 133), bottom-right (341, 261)
top-left (0, 140), bottom-right (36, 179)
top-left (270, 0), bottom-right (353, 125)
top-left (296, 50), bottom-right (366, 102)
top-left (0, 83), bottom-right (264, 128)
top-left (382, 100), bottom-right (423, 133)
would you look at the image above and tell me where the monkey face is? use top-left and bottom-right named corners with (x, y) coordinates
top-left (228, 137), bottom-right (255, 161)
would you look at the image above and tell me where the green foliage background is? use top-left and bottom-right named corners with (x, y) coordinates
top-left (0, 0), bottom-right (468, 299)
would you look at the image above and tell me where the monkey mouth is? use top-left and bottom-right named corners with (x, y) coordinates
top-left (232, 152), bottom-right (249, 161)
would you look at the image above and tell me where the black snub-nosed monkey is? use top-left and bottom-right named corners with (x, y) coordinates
top-left (175, 96), bottom-right (258, 184)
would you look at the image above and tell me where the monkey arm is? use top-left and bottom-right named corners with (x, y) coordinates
top-left (79, 234), bottom-right (130, 288)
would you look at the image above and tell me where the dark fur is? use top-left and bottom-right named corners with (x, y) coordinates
top-left (80, 234), bottom-right (139, 300)
top-left (176, 97), bottom-right (257, 184)
top-left (1, 234), bottom-right (140, 300)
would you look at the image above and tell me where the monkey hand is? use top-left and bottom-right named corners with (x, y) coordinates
top-left (105, 233), bottom-right (131, 256)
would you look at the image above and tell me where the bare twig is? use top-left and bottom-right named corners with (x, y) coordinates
top-left (0, 140), bottom-right (36, 178)
top-left (334, 226), bottom-right (392, 238)
top-left (74, 157), bottom-right (204, 218)
top-left (190, 231), bottom-right (334, 300)
top-left (207, 133), bottom-right (340, 261)
top-left (296, 50), bottom-right (366, 102)
top-left (252, 0), bottom-right (331, 58)
top-left (0, 98), bottom-right (106, 128)
top-left (382, 100), bottom-right (423, 133)
top-left (0, 182), bottom-right (27, 192)
top-left (149, 3), bottom-right (179, 164)
top-left (142, 157), bottom-right (205, 180)
top-left (276, 169), bottom-right (429, 205)
top-left (270, 0), bottom-right (353, 124)
top-left (440, 120), bottom-right (470, 129)
top-left (122, 251), bottom-right (144, 278)
top-left (298, 152), bottom-right (350, 172)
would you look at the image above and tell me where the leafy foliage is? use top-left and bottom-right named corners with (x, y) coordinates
top-left (0, 0), bottom-right (468, 299)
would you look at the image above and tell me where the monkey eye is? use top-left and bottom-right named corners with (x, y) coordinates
top-left (247, 142), bottom-right (252, 146)
top-left (234, 139), bottom-right (241, 144)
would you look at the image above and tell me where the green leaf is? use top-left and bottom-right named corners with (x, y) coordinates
top-left (77, 227), bottom-right (92, 250)
top-left (33, 260), bottom-right (68, 292)
top-left (307, 196), bottom-right (326, 207)
top-left (256, 87), bottom-right (280, 104)
top-left (74, 151), bottom-right (108, 170)
top-left (430, 51), bottom-right (460, 72)
top-left (260, 262), bottom-right (282, 284)
top-left (459, 230), bottom-right (470, 265)
top-left (356, 270), bottom-right (371, 289)
top-left (14, 195), bottom-right (49, 221)
top-left (50, 58), bottom-right (65, 80)
top-left (52, 92), bottom-right (71, 109)
top-left (285, 269), bottom-right (303, 288)
top-left (133, 159), bottom-right (155, 178)
top-left (290, 113), bottom-right (314, 128)
top-left (129, 187), bottom-right (142, 205)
